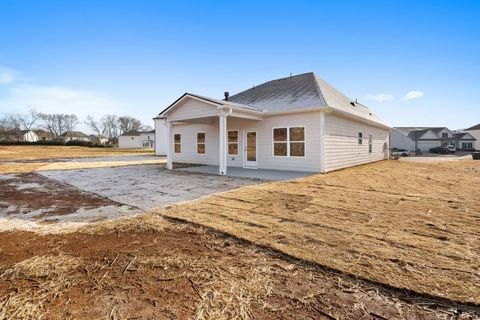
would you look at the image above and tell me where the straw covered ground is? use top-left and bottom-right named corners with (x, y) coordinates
top-left (158, 159), bottom-right (480, 305)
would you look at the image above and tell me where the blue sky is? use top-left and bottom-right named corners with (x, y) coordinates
top-left (0, 0), bottom-right (479, 130)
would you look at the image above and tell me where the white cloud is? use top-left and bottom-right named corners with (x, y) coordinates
top-left (0, 84), bottom-right (128, 120)
top-left (403, 90), bottom-right (424, 100)
top-left (365, 93), bottom-right (395, 102)
top-left (0, 66), bottom-right (17, 84)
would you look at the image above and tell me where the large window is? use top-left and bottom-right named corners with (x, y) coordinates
top-left (228, 130), bottom-right (238, 155)
top-left (273, 127), bottom-right (305, 157)
top-left (462, 142), bottom-right (473, 149)
top-left (174, 134), bottom-right (181, 153)
top-left (197, 132), bottom-right (205, 154)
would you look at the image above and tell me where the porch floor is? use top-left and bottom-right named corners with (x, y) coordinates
top-left (175, 165), bottom-right (316, 181)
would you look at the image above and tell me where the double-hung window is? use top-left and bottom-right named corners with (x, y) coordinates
top-left (273, 127), bottom-right (305, 157)
top-left (174, 134), bottom-right (181, 153)
top-left (358, 132), bottom-right (363, 145)
top-left (228, 130), bottom-right (238, 155)
top-left (197, 132), bottom-right (205, 154)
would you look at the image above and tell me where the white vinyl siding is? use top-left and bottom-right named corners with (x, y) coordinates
top-left (166, 98), bottom-right (220, 121)
top-left (324, 114), bottom-right (389, 172)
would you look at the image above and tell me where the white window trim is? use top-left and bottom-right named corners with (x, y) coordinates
top-left (368, 134), bottom-right (373, 154)
top-left (227, 130), bottom-right (239, 156)
top-left (174, 133), bottom-right (181, 154)
top-left (196, 131), bottom-right (206, 155)
top-left (272, 126), bottom-right (306, 158)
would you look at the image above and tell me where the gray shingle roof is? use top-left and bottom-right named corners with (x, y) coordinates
top-left (229, 72), bottom-right (388, 127)
top-left (466, 123), bottom-right (480, 130)
top-left (60, 131), bottom-right (89, 138)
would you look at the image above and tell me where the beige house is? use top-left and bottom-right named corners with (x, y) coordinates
top-left (59, 131), bottom-right (90, 142)
top-left (154, 72), bottom-right (391, 175)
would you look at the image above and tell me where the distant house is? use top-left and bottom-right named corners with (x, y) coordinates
top-left (89, 135), bottom-right (109, 144)
top-left (0, 129), bottom-right (52, 142)
top-left (465, 124), bottom-right (480, 148)
top-left (392, 127), bottom-right (476, 152)
top-left (154, 72), bottom-right (391, 175)
top-left (59, 131), bottom-right (90, 142)
top-left (118, 130), bottom-right (155, 149)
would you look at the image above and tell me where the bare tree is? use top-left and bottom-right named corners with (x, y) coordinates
top-left (85, 115), bottom-right (104, 139)
top-left (101, 114), bottom-right (119, 142)
top-left (39, 113), bottom-right (78, 140)
top-left (118, 116), bottom-right (143, 134)
top-left (19, 109), bottom-right (40, 132)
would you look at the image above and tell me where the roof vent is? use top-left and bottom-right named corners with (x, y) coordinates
top-left (350, 102), bottom-right (356, 107)
top-left (224, 92), bottom-right (229, 101)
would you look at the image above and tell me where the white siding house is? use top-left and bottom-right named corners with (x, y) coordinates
top-left (392, 127), bottom-right (476, 152)
top-left (465, 124), bottom-right (480, 149)
top-left (118, 130), bottom-right (155, 149)
top-left (154, 73), bottom-right (391, 174)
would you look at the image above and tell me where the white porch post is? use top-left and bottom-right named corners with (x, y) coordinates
top-left (319, 111), bottom-right (325, 173)
top-left (166, 121), bottom-right (173, 170)
top-left (219, 114), bottom-right (228, 175)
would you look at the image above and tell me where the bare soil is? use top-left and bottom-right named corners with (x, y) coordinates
top-left (0, 215), bottom-right (475, 320)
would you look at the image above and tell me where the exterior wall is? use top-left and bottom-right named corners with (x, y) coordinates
top-left (324, 114), bottom-right (389, 172)
top-left (23, 131), bottom-right (39, 142)
top-left (154, 119), bottom-right (168, 155)
top-left (171, 111), bottom-right (323, 172)
top-left (118, 135), bottom-right (141, 148)
top-left (391, 129), bottom-right (415, 151)
top-left (167, 98), bottom-right (219, 121)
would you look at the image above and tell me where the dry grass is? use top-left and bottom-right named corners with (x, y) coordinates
top-left (0, 145), bottom-right (151, 161)
top-left (157, 159), bottom-right (480, 304)
top-left (0, 255), bottom-right (82, 320)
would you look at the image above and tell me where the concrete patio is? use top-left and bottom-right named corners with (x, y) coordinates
top-left (176, 165), bottom-right (315, 181)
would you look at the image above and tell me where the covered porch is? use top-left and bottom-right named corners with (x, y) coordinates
top-left (163, 93), bottom-right (264, 175)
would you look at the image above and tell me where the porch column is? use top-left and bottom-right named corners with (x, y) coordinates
top-left (219, 114), bottom-right (227, 175)
top-left (166, 121), bottom-right (173, 170)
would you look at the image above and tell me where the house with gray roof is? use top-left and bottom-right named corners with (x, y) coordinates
top-left (154, 72), bottom-right (391, 174)
top-left (392, 126), bottom-right (476, 152)
top-left (465, 124), bottom-right (480, 148)
top-left (118, 130), bottom-right (155, 149)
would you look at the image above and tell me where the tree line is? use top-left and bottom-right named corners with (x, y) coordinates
top-left (0, 109), bottom-right (151, 143)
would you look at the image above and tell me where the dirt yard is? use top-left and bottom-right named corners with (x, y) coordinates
top-left (0, 146), bottom-right (479, 319)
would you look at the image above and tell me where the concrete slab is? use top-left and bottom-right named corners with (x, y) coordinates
top-left (176, 165), bottom-right (315, 180)
top-left (39, 164), bottom-right (260, 210)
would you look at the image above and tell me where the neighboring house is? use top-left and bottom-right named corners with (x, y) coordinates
top-left (465, 124), bottom-right (480, 147)
top-left (392, 127), bottom-right (476, 152)
top-left (118, 130), bottom-right (155, 149)
top-left (0, 129), bottom-right (52, 142)
top-left (59, 131), bottom-right (90, 142)
top-left (154, 72), bottom-right (391, 175)
top-left (454, 132), bottom-right (476, 150)
top-left (89, 135), bottom-right (109, 144)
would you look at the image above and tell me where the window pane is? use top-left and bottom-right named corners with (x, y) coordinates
top-left (197, 132), bottom-right (205, 143)
top-left (228, 131), bottom-right (238, 143)
top-left (290, 127), bottom-right (304, 141)
top-left (247, 132), bottom-right (256, 161)
top-left (273, 128), bottom-right (287, 141)
top-left (174, 134), bottom-right (181, 143)
top-left (290, 142), bottom-right (305, 156)
top-left (197, 143), bottom-right (205, 154)
top-left (274, 142), bottom-right (288, 156)
top-left (228, 143), bottom-right (238, 155)
top-left (174, 144), bottom-right (181, 153)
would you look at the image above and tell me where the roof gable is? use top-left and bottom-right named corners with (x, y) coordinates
top-left (466, 123), bottom-right (480, 130)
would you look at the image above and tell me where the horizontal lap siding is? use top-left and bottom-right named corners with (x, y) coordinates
top-left (168, 99), bottom-right (219, 121)
top-left (172, 122), bottom-right (219, 165)
top-left (324, 114), bottom-right (389, 172)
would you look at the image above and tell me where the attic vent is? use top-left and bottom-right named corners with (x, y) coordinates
top-left (350, 102), bottom-right (356, 107)
top-left (369, 113), bottom-right (372, 116)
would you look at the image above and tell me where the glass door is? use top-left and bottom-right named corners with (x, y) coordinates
top-left (244, 130), bottom-right (257, 168)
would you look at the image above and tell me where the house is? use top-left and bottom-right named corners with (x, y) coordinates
top-left (392, 127), bottom-right (476, 152)
top-left (454, 132), bottom-right (476, 150)
top-left (118, 130), bottom-right (155, 149)
top-left (0, 129), bottom-right (52, 142)
top-left (465, 124), bottom-right (480, 148)
top-left (58, 131), bottom-right (90, 142)
top-left (89, 135), bottom-right (109, 144)
top-left (154, 72), bottom-right (391, 175)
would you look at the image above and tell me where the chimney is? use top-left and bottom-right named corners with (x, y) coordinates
top-left (224, 92), bottom-right (229, 101)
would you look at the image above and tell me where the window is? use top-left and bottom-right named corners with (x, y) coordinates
top-left (228, 130), bottom-right (238, 155)
top-left (273, 127), bottom-right (305, 157)
top-left (368, 134), bottom-right (373, 153)
top-left (197, 132), bottom-right (205, 154)
top-left (358, 132), bottom-right (363, 145)
top-left (462, 142), bottom-right (473, 149)
top-left (442, 132), bottom-right (448, 138)
top-left (174, 134), bottom-right (181, 153)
